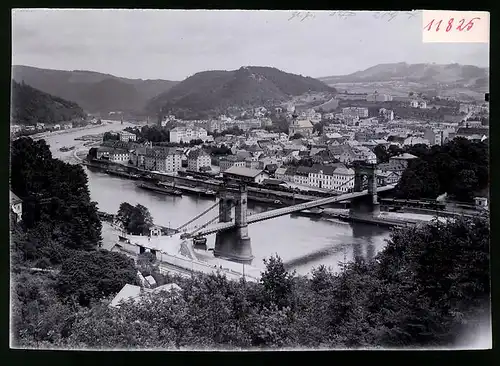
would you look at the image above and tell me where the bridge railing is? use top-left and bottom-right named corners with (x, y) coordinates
top-left (196, 185), bottom-right (396, 235)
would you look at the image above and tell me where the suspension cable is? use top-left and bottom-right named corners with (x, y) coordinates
top-left (175, 200), bottom-right (219, 231)
top-left (186, 201), bottom-right (236, 237)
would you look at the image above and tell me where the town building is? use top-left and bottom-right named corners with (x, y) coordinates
top-left (308, 164), bottom-right (355, 192)
top-left (187, 149), bottom-right (211, 172)
top-left (129, 147), bottom-right (147, 167)
top-left (234, 119), bottom-right (263, 131)
top-left (245, 157), bottom-right (260, 170)
top-left (10, 191), bottom-right (23, 223)
top-left (109, 148), bottom-right (130, 164)
top-left (410, 100), bottom-right (427, 109)
top-left (424, 128), bottom-right (445, 146)
top-left (143, 148), bottom-right (182, 172)
top-left (223, 166), bottom-right (269, 184)
top-left (342, 107), bottom-right (369, 119)
top-left (219, 155), bottom-right (246, 172)
top-left (96, 146), bottom-right (114, 159)
top-left (454, 127), bottom-right (489, 142)
top-left (293, 166), bottom-right (313, 186)
top-left (288, 118), bottom-right (314, 138)
top-left (169, 127), bottom-right (208, 143)
top-left (376, 170), bottom-right (400, 185)
top-left (274, 166), bottom-right (288, 180)
top-left (339, 145), bottom-right (377, 165)
top-left (367, 91), bottom-right (393, 102)
top-left (403, 136), bottom-right (430, 146)
top-left (10, 125), bottom-right (22, 134)
top-left (388, 153), bottom-right (418, 171)
top-left (379, 108), bottom-right (394, 121)
top-left (119, 131), bottom-right (137, 142)
top-left (474, 197), bottom-right (488, 210)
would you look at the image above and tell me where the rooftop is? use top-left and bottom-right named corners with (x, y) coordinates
top-left (391, 153), bottom-right (419, 160)
top-left (109, 283), bottom-right (181, 308)
top-left (224, 166), bottom-right (265, 178)
top-left (10, 191), bottom-right (22, 204)
top-left (187, 149), bottom-right (209, 159)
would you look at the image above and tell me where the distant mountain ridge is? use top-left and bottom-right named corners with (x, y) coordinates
top-left (147, 66), bottom-right (335, 118)
top-left (11, 65), bottom-right (179, 115)
top-left (11, 80), bottom-right (86, 125)
top-left (319, 62), bottom-right (489, 90)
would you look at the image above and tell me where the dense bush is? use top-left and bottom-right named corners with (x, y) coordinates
top-left (11, 216), bottom-right (490, 349)
top-left (395, 138), bottom-right (488, 201)
top-left (116, 202), bottom-right (154, 235)
top-left (11, 137), bottom-right (102, 256)
top-left (57, 250), bottom-right (138, 307)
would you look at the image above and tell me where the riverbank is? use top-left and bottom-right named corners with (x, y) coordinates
top-left (82, 160), bottom-right (340, 206)
top-left (30, 121), bottom-right (118, 141)
top-left (322, 208), bottom-right (448, 228)
top-left (100, 221), bottom-right (261, 281)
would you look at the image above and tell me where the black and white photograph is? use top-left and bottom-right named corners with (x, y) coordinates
top-left (10, 9), bottom-right (490, 350)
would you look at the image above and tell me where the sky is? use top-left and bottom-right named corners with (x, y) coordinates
top-left (12, 9), bottom-right (489, 81)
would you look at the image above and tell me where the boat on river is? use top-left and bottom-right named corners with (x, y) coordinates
top-left (291, 207), bottom-right (324, 218)
top-left (59, 146), bottom-right (75, 152)
top-left (137, 182), bottom-right (182, 196)
top-left (105, 169), bottom-right (140, 180)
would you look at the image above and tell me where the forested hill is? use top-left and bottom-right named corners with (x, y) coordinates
top-left (11, 80), bottom-right (86, 125)
top-left (12, 65), bottom-right (178, 115)
top-left (146, 66), bottom-right (336, 118)
top-left (320, 62), bottom-right (489, 89)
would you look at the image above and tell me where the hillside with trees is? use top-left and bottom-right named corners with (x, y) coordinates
top-left (147, 66), bottom-right (336, 118)
top-left (373, 138), bottom-right (488, 202)
top-left (11, 216), bottom-right (490, 349)
top-left (12, 65), bottom-right (178, 115)
top-left (10, 137), bottom-right (102, 261)
top-left (10, 136), bottom-right (490, 350)
top-left (10, 80), bottom-right (86, 125)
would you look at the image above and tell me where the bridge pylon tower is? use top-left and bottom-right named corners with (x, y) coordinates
top-left (214, 182), bottom-right (254, 264)
top-left (349, 161), bottom-right (380, 217)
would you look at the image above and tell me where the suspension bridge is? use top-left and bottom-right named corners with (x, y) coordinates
top-left (168, 161), bottom-right (395, 264)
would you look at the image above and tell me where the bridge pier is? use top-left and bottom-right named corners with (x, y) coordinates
top-left (349, 162), bottom-right (380, 217)
top-left (214, 184), bottom-right (254, 264)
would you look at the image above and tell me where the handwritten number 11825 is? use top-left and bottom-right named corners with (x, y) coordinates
top-left (424, 17), bottom-right (480, 32)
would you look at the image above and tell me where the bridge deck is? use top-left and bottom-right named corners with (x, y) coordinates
top-left (195, 185), bottom-right (395, 236)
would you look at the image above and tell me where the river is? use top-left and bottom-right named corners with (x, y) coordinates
top-left (43, 121), bottom-right (392, 276)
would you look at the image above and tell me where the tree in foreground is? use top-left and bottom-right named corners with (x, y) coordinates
top-left (116, 202), bottom-right (154, 235)
top-left (12, 215), bottom-right (490, 349)
top-left (57, 250), bottom-right (138, 307)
